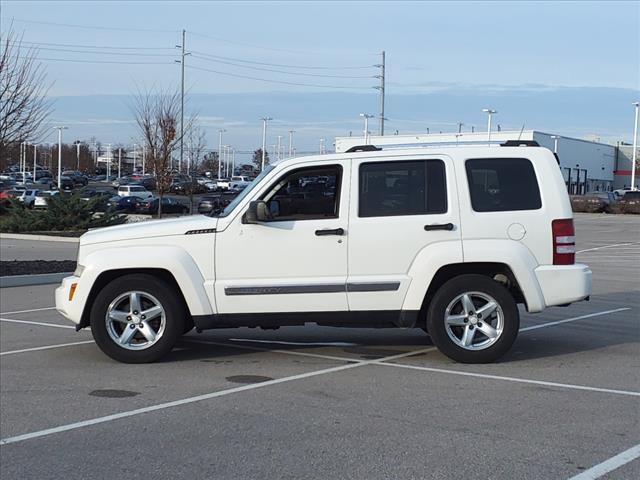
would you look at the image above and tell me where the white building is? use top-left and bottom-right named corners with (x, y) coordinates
top-left (335, 130), bottom-right (621, 193)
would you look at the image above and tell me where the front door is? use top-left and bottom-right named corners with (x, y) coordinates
top-left (215, 160), bottom-right (351, 315)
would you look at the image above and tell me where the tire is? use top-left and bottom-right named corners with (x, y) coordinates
top-left (90, 274), bottom-right (186, 363)
top-left (426, 274), bottom-right (519, 363)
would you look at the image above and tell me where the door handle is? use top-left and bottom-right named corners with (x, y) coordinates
top-left (315, 228), bottom-right (345, 236)
top-left (424, 223), bottom-right (454, 231)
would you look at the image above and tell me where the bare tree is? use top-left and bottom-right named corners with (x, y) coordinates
top-left (132, 87), bottom-right (194, 218)
top-left (0, 25), bottom-right (53, 160)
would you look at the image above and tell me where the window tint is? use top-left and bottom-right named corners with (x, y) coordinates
top-left (359, 160), bottom-right (447, 217)
top-left (262, 165), bottom-right (341, 221)
top-left (466, 158), bottom-right (541, 212)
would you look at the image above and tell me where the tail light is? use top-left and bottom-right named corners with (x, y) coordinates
top-left (552, 219), bottom-right (575, 265)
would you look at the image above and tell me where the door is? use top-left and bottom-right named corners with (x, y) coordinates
top-left (347, 155), bottom-right (461, 311)
top-left (215, 161), bottom-right (350, 314)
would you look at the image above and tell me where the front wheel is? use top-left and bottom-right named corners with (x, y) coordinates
top-left (90, 274), bottom-right (186, 363)
top-left (427, 274), bottom-right (519, 363)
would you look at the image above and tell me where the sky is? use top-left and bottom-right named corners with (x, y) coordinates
top-left (1, 0), bottom-right (639, 159)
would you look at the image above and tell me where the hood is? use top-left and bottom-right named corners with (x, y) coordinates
top-left (81, 215), bottom-right (218, 246)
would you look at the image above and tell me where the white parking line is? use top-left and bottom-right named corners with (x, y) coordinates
top-left (229, 338), bottom-right (358, 347)
top-left (1, 340), bottom-right (95, 356)
top-left (0, 306), bottom-right (56, 316)
top-left (0, 318), bottom-right (79, 330)
top-left (520, 308), bottom-right (631, 332)
top-left (566, 443), bottom-right (640, 480)
top-left (576, 242), bottom-right (640, 254)
top-left (374, 362), bottom-right (640, 397)
top-left (0, 346), bottom-right (436, 446)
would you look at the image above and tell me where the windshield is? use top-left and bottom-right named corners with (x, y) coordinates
top-left (218, 165), bottom-right (274, 217)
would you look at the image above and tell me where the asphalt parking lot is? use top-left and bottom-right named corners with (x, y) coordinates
top-left (0, 213), bottom-right (638, 479)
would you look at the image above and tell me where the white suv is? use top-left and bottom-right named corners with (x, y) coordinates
top-left (56, 143), bottom-right (591, 363)
top-left (117, 185), bottom-right (154, 199)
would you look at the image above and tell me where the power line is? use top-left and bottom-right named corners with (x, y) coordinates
top-left (15, 40), bottom-right (175, 50)
top-left (190, 49), bottom-right (375, 71)
top-left (190, 54), bottom-right (374, 79)
top-left (187, 63), bottom-right (371, 90)
top-left (20, 56), bottom-right (173, 65)
top-left (9, 44), bottom-right (177, 57)
top-left (9, 18), bottom-right (178, 33)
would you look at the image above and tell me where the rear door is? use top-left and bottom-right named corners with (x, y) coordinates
top-left (347, 155), bottom-right (461, 311)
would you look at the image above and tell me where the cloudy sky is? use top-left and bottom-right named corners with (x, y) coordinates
top-left (2, 1), bottom-right (639, 158)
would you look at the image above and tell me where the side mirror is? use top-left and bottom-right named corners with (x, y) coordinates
top-left (242, 200), bottom-right (272, 224)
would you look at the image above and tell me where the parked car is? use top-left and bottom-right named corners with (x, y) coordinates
top-left (8, 188), bottom-right (39, 207)
top-left (56, 176), bottom-right (75, 191)
top-left (229, 175), bottom-right (252, 189)
top-left (56, 142), bottom-right (592, 364)
top-left (35, 177), bottom-right (55, 189)
top-left (197, 195), bottom-right (225, 215)
top-left (33, 190), bottom-right (59, 209)
top-left (117, 185), bottom-right (154, 200)
top-left (106, 195), bottom-right (144, 213)
top-left (216, 178), bottom-right (230, 190)
top-left (137, 196), bottom-right (190, 215)
top-left (62, 171), bottom-right (89, 187)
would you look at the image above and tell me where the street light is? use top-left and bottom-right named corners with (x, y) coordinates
top-left (360, 113), bottom-right (374, 144)
top-left (457, 122), bottom-right (464, 134)
top-left (482, 109), bottom-right (497, 146)
top-left (217, 129), bottom-right (226, 178)
top-left (33, 143), bottom-right (38, 183)
top-left (550, 135), bottom-right (560, 154)
top-left (260, 117), bottom-right (272, 171)
top-left (54, 126), bottom-right (68, 188)
top-left (74, 140), bottom-right (81, 170)
top-left (632, 102), bottom-right (639, 190)
top-left (288, 130), bottom-right (295, 158)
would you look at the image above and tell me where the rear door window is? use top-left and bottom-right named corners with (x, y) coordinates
top-left (465, 158), bottom-right (541, 212)
top-left (358, 160), bottom-right (447, 217)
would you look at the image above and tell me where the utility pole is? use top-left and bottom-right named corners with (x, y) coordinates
top-left (632, 102), bottom-right (639, 190)
top-left (217, 129), bottom-right (225, 178)
top-left (261, 117), bottom-right (272, 171)
top-left (360, 113), bottom-right (374, 144)
top-left (176, 29), bottom-right (190, 173)
top-left (288, 130), bottom-right (295, 158)
top-left (482, 109), bottom-right (497, 146)
top-left (374, 51), bottom-right (386, 136)
top-left (118, 147), bottom-right (122, 179)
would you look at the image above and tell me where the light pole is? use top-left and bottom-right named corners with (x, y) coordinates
top-left (231, 148), bottom-right (236, 176)
top-left (118, 148), bottom-right (122, 179)
top-left (360, 113), bottom-right (374, 144)
top-left (33, 144), bottom-right (37, 183)
top-left (142, 145), bottom-right (146, 175)
top-left (217, 129), bottom-right (226, 178)
top-left (288, 130), bottom-right (295, 158)
top-left (550, 135), bottom-right (560, 154)
top-left (74, 141), bottom-right (81, 170)
top-left (21, 141), bottom-right (26, 184)
top-left (277, 135), bottom-right (283, 161)
top-left (132, 143), bottom-right (137, 174)
top-left (482, 109), bottom-right (497, 146)
top-left (261, 117), bottom-right (272, 171)
top-left (105, 143), bottom-right (112, 179)
top-left (632, 102), bottom-right (639, 190)
top-left (319, 138), bottom-right (325, 154)
top-left (55, 126), bottom-right (68, 188)
top-left (457, 122), bottom-right (464, 134)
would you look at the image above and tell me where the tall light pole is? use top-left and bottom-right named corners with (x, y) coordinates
top-left (288, 130), bottom-right (295, 158)
top-left (55, 126), bottom-right (68, 188)
top-left (632, 102), bottom-right (639, 190)
top-left (360, 113), bottom-right (374, 144)
top-left (550, 135), bottom-right (560, 154)
top-left (482, 109), bottom-right (497, 146)
top-left (277, 135), bottom-right (283, 161)
top-left (217, 129), bottom-right (226, 178)
top-left (261, 117), bottom-right (272, 171)
top-left (457, 122), bottom-right (464, 134)
top-left (74, 141), bottom-right (81, 170)
top-left (105, 143), bottom-right (112, 179)
top-left (33, 143), bottom-right (37, 182)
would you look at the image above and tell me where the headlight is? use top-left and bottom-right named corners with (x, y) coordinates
top-left (74, 264), bottom-right (85, 277)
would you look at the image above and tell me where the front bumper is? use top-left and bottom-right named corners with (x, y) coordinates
top-left (534, 263), bottom-right (592, 308)
top-left (55, 275), bottom-right (83, 325)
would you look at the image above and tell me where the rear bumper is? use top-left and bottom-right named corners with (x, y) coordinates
top-left (534, 263), bottom-right (592, 308)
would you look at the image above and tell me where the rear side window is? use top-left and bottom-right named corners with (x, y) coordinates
top-left (359, 160), bottom-right (447, 217)
top-left (466, 158), bottom-right (541, 212)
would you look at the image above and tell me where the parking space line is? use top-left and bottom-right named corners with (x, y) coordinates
top-left (0, 307), bottom-right (56, 316)
top-left (0, 346), bottom-right (435, 446)
top-left (0, 318), bottom-right (79, 330)
top-left (576, 242), bottom-right (640, 254)
top-left (566, 443), bottom-right (640, 480)
top-left (373, 362), bottom-right (640, 397)
top-left (183, 338), bottom-right (370, 363)
top-left (1, 340), bottom-right (95, 356)
top-left (520, 308), bottom-right (631, 332)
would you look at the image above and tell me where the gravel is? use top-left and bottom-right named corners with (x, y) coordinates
top-left (0, 260), bottom-right (76, 276)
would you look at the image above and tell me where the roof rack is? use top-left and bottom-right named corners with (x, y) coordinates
top-left (500, 140), bottom-right (540, 147)
top-left (345, 145), bottom-right (382, 153)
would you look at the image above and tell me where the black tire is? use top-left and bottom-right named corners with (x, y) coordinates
top-left (426, 274), bottom-right (519, 363)
top-left (90, 274), bottom-right (186, 363)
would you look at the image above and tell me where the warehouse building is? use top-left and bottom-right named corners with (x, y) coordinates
top-left (335, 130), bottom-right (638, 193)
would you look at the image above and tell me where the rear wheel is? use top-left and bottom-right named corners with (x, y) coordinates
top-left (426, 274), bottom-right (519, 363)
top-left (90, 274), bottom-right (186, 363)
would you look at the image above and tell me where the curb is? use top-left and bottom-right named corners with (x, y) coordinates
top-left (0, 233), bottom-right (80, 243)
top-left (0, 272), bottom-right (72, 288)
